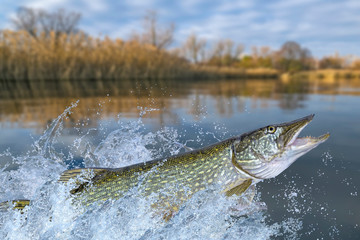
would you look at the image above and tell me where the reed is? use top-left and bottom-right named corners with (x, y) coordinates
top-left (0, 30), bottom-right (194, 82)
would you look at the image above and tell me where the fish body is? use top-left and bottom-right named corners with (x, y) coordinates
top-left (1, 114), bottom-right (329, 215)
top-left (59, 114), bottom-right (329, 212)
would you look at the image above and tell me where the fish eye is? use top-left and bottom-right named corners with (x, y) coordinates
top-left (267, 126), bottom-right (276, 134)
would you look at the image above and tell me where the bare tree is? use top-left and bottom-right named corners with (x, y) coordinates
top-left (251, 46), bottom-right (259, 60)
top-left (12, 7), bottom-right (38, 37)
top-left (212, 40), bottom-right (225, 58)
top-left (208, 39), bottom-right (243, 66)
top-left (183, 33), bottom-right (206, 63)
top-left (223, 39), bottom-right (234, 57)
top-left (259, 46), bottom-right (271, 58)
top-left (12, 7), bottom-right (81, 38)
top-left (39, 8), bottom-right (81, 36)
top-left (223, 40), bottom-right (243, 66)
top-left (141, 10), bottom-right (175, 50)
top-left (212, 40), bottom-right (243, 59)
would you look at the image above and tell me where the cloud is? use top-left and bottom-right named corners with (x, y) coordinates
top-left (216, 0), bottom-right (254, 12)
top-left (81, 0), bottom-right (108, 12)
top-left (270, 0), bottom-right (321, 10)
top-left (178, 0), bottom-right (208, 13)
top-left (22, 0), bottom-right (71, 10)
top-left (284, 1), bottom-right (360, 42)
top-left (123, 0), bottom-right (159, 9)
top-left (179, 10), bottom-right (259, 38)
top-left (306, 41), bottom-right (359, 57)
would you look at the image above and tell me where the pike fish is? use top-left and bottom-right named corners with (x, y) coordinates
top-left (1, 114), bottom-right (329, 218)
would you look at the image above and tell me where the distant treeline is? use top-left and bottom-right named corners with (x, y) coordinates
top-left (0, 7), bottom-right (359, 82)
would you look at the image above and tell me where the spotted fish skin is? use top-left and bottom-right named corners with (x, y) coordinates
top-left (69, 138), bottom-right (248, 208)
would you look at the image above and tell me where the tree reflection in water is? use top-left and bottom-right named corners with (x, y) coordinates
top-left (1, 77), bottom-right (359, 130)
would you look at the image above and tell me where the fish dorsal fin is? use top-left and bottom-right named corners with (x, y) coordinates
top-left (59, 168), bottom-right (109, 183)
top-left (225, 179), bottom-right (252, 197)
top-left (59, 168), bottom-right (114, 195)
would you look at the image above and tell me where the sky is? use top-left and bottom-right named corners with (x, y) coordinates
top-left (0, 0), bottom-right (359, 58)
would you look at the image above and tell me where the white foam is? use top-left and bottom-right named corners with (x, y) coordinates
top-left (0, 105), bottom-right (302, 240)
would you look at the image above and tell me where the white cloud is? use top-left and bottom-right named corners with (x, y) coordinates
top-left (123, 0), bottom-right (159, 8)
top-left (270, 0), bottom-right (321, 10)
top-left (250, 19), bottom-right (289, 33)
top-left (306, 41), bottom-right (360, 57)
top-left (179, 0), bottom-right (207, 12)
top-left (22, 0), bottom-right (70, 10)
top-left (216, 0), bottom-right (254, 12)
top-left (346, 0), bottom-right (360, 8)
top-left (285, 1), bottom-right (360, 42)
top-left (81, 0), bottom-right (108, 12)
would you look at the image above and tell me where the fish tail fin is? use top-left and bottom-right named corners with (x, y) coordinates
top-left (0, 199), bottom-right (31, 212)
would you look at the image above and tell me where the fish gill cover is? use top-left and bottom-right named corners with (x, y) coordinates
top-left (0, 102), bottom-right (335, 240)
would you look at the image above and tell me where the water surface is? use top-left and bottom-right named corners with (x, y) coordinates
top-left (0, 77), bottom-right (359, 239)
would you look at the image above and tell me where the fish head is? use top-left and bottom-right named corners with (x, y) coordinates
top-left (233, 114), bottom-right (329, 179)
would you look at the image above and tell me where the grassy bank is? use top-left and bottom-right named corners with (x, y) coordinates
top-left (0, 30), bottom-right (281, 82)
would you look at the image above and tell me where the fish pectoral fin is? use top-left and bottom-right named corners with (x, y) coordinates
top-left (162, 207), bottom-right (178, 222)
top-left (229, 184), bottom-right (259, 214)
top-left (151, 199), bottom-right (181, 222)
top-left (225, 179), bottom-right (252, 197)
top-left (0, 199), bottom-right (31, 212)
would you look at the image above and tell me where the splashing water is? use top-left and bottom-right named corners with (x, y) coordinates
top-left (0, 103), bottom-right (312, 240)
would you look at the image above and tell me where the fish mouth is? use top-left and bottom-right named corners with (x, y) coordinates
top-left (282, 114), bottom-right (330, 149)
top-left (289, 133), bottom-right (330, 149)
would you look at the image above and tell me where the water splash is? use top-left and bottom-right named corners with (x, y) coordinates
top-left (0, 104), bottom-right (309, 239)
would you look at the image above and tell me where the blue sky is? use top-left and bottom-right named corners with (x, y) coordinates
top-left (0, 0), bottom-right (359, 58)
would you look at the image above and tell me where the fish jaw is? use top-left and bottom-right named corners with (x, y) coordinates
top-left (282, 114), bottom-right (330, 155)
top-left (288, 132), bottom-right (330, 149)
top-left (285, 133), bottom-right (330, 160)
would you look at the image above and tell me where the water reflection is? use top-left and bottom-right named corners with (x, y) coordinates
top-left (1, 77), bottom-right (360, 130)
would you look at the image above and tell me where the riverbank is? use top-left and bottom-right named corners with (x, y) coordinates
top-left (192, 66), bottom-right (279, 79)
top-left (281, 69), bottom-right (360, 83)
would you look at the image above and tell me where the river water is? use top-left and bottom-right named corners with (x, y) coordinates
top-left (0, 77), bottom-right (359, 239)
